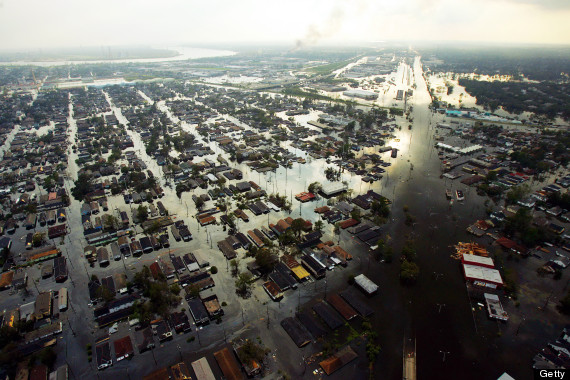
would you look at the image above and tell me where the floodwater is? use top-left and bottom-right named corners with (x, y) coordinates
top-left (60, 55), bottom-right (551, 379)
top-left (142, 57), bottom-right (533, 379)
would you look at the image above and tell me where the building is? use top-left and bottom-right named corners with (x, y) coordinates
top-left (461, 254), bottom-right (495, 269)
top-left (113, 336), bottom-right (134, 361)
top-left (280, 317), bottom-right (312, 347)
top-left (343, 89), bottom-right (378, 100)
top-left (214, 347), bottom-right (244, 380)
top-left (191, 358), bottom-right (216, 380)
top-left (54, 257), bottom-right (68, 282)
top-left (301, 254), bottom-right (326, 279)
top-left (484, 293), bottom-right (508, 321)
top-left (321, 182), bottom-right (348, 197)
top-left (319, 345), bottom-right (358, 375)
top-left (354, 274), bottom-right (378, 295)
top-left (33, 292), bottom-right (52, 320)
top-left (96, 342), bottom-right (112, 370)
top-left (462, 264), bottom-right (503, 289)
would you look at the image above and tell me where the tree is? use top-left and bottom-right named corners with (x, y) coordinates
top-left (314, 220), bottom-right (324, 233)
top-left (137, 205), bottom-right (149, 223)
top-left (255, 248), bottom-right (275, 274)
top-left (210, 266), bottom-right (218, 274)
top-left (230, 259), bottom-right (240, 277)
top-left (290, 218), bottom-right (305, 237)
top-left (559, 290), bottom-right (570, 315)
top-left (400, 260), bottom-right (419, 285)
top-left (0, 326), bottom-right (20, 349)
top-left (38, 347), bottom-right (57, 368)
top-left (102, 214), bottom-right (119, 231)
top-left (32, 232), bottom-right (46, 247)
top-left (186, 284), bottom-right (200, 299)
top-left (506, 184), bottom-right (530, 204)
top-left (96, 286), bottom-right (116, 303)
top-left (235, 272), bottom-right (252, 297)
top-left (71, 173), bottom-right (93, 201)
top-left (308, 182), bottom-right (322, 194)
top-left (195, 197), bottom-right (205, 211)
top-left (350, 208), bottom-right (361, 221)
top-left (383, 245), bottom-right (393, 263)
top-left (401, 240), bottom-right (417, 262)
top-left (278, 230), bottom-right (296, 246)
top-left (237, 340), bottom-right (269, 366)
top-left (169, 284), bottom-right (181, 296)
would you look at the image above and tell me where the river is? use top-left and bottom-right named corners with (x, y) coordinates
top-left (0, 46), bottom-right (235, 67)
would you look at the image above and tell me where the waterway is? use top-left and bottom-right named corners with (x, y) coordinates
top-left (0, 46), bottom-right (235, 67)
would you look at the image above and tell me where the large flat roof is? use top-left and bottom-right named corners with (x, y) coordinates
top-left (322, 182), bottom-right (348, 196)
top-left (463, 264), bottom-right (503, 285)
top-left (354, 274), bottom-right (378, 294)
top-left (462, 254), bottom-right (494, 267)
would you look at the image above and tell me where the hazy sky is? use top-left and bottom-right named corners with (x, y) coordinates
top-left (1, 0), bottom-right (569, 50)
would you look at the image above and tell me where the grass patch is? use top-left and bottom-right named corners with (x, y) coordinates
top-left (305, 55), bottom-right (364, 75)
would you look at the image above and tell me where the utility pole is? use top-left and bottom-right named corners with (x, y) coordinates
top-left (196, 326), bottom-right (202, 346)
top-left (515, 314), bottom-right (526, 336)
top-left (64, 247), bottom-right (75, 269)
top-left (176, 344), bottom-right (183, 362)
top-left (83, 261), bottom-right (90, 279)
top-left (68, 319), bottom-right (76, 336)
top-left (297, 287), bottom-right (301, 313)
top-left (439, 350), bottom-right (450, 362)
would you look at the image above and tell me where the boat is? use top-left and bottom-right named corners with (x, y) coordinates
top-left (445, 189), bottom-right (452, 199)
top-left (456, 190), bottom-right (464, 201)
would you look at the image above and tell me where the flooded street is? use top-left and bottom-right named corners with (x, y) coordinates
top-left (35, 54), bottom-right (560, 380)
top-left (108, 56), bottom-right (533, 379)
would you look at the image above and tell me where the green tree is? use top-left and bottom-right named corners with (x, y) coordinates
top-left (290, 218), bottom-right (305, 237)
top-left (38, 347), bottom-right (57, 368)
top-left (96, 285), bottom-right (116, 303)
top-left (308, 182), bottom-right (322, 194)
top-left (255, 248), bottom-right (275, 274)
top-left (350, 208), bottom-right (361, 221)
top-left (137, 205), bottom-right (149, 223)
top-left (32, 232), bottom-right (46, 247)
top-left (186, 284), bottom-right (200, 299)
top-left (169, 284), bottom-right (181, 296)
top-left (230, 259), bottom-right (240, 277)
top-left (195, 197), bottom-right (205, 211)
top-left (71, 173), bottom-right (93, 201)
top-left (102, 214), bottom-right (119, 231)
top-left (400, 260), bottom-right (419, 285)
top-left (506, 184), bottom-right (530, 204)
top-left (401, 239), bottom-right (417, 262)
top-left (314, 220), bottom-right (324, 233)
top-left (235, 272), bottom-right (253, 297)
top-left (559, 290), bottom-right (570, 315)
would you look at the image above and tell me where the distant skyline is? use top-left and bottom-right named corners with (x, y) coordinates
top-left (1, 0), bottom-right (569, 51)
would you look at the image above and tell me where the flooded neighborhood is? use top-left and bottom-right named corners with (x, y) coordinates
top-left (0, 2), bottom-right (569, 380)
